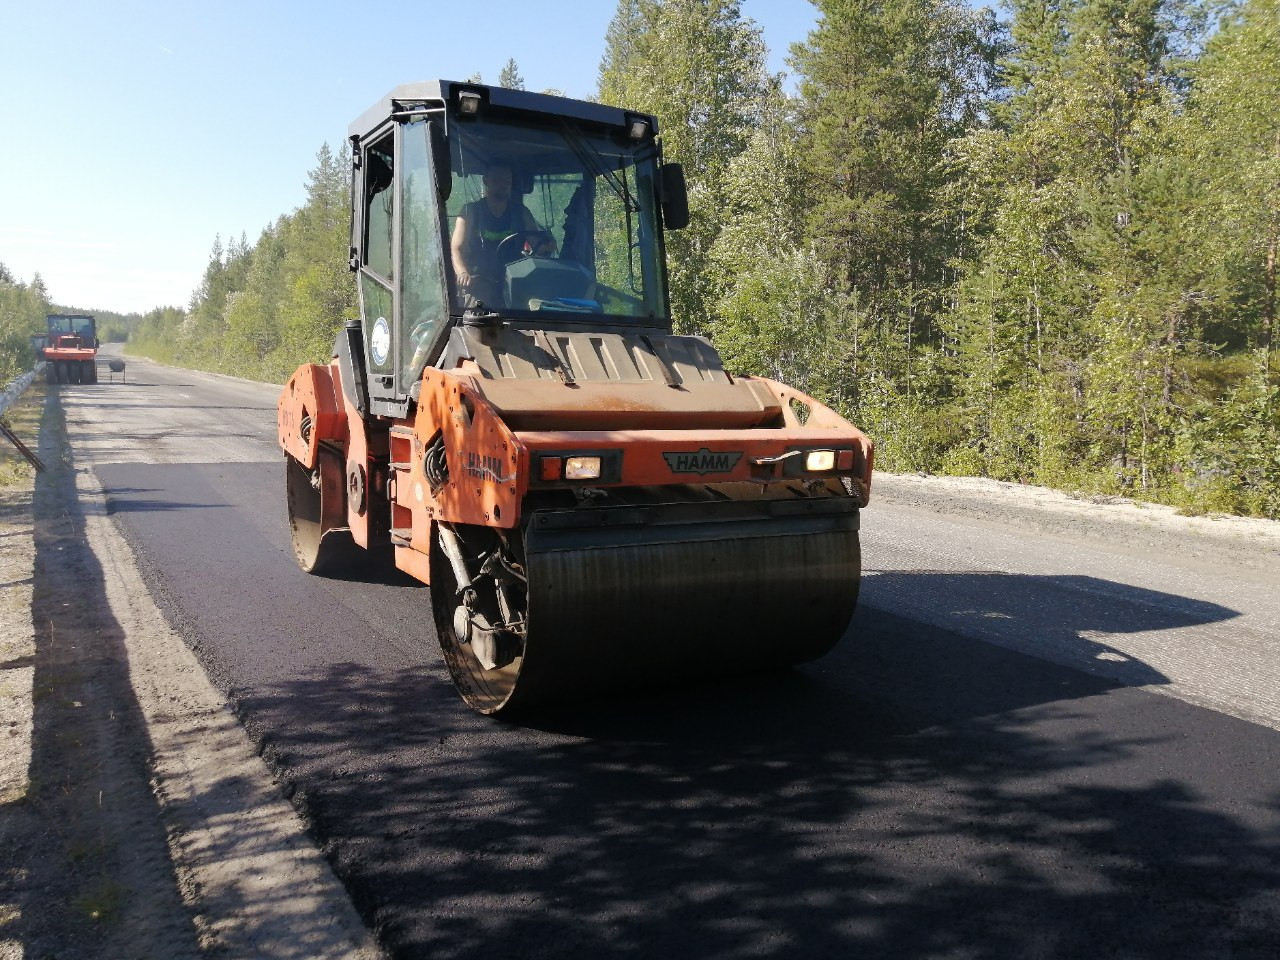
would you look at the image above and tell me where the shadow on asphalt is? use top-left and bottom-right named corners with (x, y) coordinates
top-left (105, 498), bottom-right (230, 515)
top-left (853, 569), bottom-right (1239, 689)
top-left (231, 590), bottom-right (1276, 960)
top-left (47, 382), bottom-right (200, 391)
top-left (58, 404), bottom-right (276, 413)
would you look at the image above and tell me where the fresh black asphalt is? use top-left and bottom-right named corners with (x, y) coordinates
top-left (97, 459), bottom-right (1280, 960)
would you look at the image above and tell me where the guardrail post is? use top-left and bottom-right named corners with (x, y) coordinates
top-left (0, 363), bottom-right (47, 472)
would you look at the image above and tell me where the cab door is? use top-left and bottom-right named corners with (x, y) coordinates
top-left (394, 119), bottom-right (451, 397)
top-left (354, 125), bottom-right (401, 413)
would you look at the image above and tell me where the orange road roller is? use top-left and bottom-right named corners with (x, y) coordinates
top-left (278, 81), bottom-right (873, 714)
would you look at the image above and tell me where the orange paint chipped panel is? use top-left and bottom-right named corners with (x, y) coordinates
top-left (410, 368), bottom-right (525, 529)
top-left (277, 363), bottom-right (347, 469)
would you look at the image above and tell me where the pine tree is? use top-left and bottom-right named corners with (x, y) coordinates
top-left (790, 0), bottom-right (997, 464)
top-left (707, 81), bottom-right (836, 394)
top-left (598, 0), bottom-right (770, 335)
top-left (279, 142), bottom-right (358, 366)
top-left (497, 58), bottom-right (526, 90)
top-left (1155, 0), bottom-right (1280, 514)
top-left (1180, 0), bottom-right (1279, 369)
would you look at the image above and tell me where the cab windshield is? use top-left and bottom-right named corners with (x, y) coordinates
top-left (445, 116), bottom-right (668, 323)
top-left (48, 315), bottom-right (95, 339)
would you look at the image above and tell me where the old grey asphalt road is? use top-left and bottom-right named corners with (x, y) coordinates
top-left (51, 350), bottom-right (1280, 959)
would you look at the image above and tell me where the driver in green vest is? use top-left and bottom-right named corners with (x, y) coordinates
top-left (451, 160), bottom-right (556, 307)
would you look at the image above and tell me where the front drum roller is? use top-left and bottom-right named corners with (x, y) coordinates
top-left (285, 450), bottom-right (363, 576)
top-left (430, 497), bottom-right (861, 715)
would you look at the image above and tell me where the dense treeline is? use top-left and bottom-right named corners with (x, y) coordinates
top-left (603, 0), bottom-right (1278, 517)
top-left (128, 0), bottom-right (1277, 517)
top-left (0, 265), bottom-right (51, 383)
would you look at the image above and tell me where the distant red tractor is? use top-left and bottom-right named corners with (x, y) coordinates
top-left (40, 314), bottom-right (99, 384)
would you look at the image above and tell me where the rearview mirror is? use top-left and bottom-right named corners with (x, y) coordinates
top-left (660, 163), bottom-right (689, 230)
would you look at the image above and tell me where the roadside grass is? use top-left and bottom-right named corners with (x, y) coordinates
top-left (126, 337), bottom-right (291, 385)
top-left (0, 381), bottom-right (44, 487)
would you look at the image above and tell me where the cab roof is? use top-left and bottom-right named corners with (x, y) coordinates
top-left (348, 80), bottom-right (657, 141)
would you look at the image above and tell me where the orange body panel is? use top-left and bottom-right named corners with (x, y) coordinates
top-left (514, 426), bottom-right (873, 496)
top-left (456, 368), bottom-right (784, 431)
top-left (338, 367), bottom-right (389, 549)
top-left (44, 348), bottom-right (97, 361)
top-left (408, 368), bottom-right (525, 530)
top-left (278, 364), bottom-right (347, 469)
top-left (394, 543), bottom-right (432, 583)
top-left (452, 367), bottom-right (873, 506)
top-left (277, 353), bottom-right (874, 588)
top-left (390, 366), bottom-right (874, 555)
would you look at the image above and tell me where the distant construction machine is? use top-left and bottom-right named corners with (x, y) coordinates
top-left (40, 314), bottom-right (99, 384)
top-left (277, 81), bottom-right (874, 715)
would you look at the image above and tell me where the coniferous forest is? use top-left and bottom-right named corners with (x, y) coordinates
top-left (39, 0), bottom-right (1280, 517)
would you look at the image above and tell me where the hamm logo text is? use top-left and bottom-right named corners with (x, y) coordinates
top-left (662, 448), bottom-right (743, 476)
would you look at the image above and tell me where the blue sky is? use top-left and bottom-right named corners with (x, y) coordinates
top-left (0, 0), bottom-right (819, 314)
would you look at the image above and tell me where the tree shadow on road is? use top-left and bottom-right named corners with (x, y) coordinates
top-left (233, 573), bottom-right (1276, 960)
top-left (855, 568), bottom-right (1240, 689)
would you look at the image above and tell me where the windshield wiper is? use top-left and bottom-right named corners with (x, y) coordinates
top-left (560, 122), bottom-right (639, 214)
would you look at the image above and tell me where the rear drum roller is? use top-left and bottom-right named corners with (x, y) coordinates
top-left (285, 453), bottom-right (363, 576)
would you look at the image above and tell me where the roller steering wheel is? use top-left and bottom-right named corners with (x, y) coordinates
top-left (495, 230), bottom-right (552, 264)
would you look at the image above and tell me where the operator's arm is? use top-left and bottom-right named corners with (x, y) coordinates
top-left (451, 213), bottom-right (472, 288)
top-left (521, 206), bottom-right (558, 257)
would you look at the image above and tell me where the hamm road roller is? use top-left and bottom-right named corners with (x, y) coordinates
top-left (278, 81), bottom-right (874, 714)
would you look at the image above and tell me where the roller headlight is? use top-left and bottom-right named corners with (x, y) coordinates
top-left (564, 456), bottom-right (603, 480)
top-left (805, 450), bottom-right (836, 472)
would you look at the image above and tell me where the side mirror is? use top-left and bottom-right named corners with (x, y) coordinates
top-left (429, 122), bottom-right (451, 200)
top-left (660, 163), bottom-right (689, 230)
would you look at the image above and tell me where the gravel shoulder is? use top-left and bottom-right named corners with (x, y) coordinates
top-left (872, 471), bottom-right (1280, 575)
top-left (0, 370), bottom-right (380, 960)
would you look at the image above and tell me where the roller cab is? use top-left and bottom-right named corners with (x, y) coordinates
top-left (278, 81), bottom-right (873, 714)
